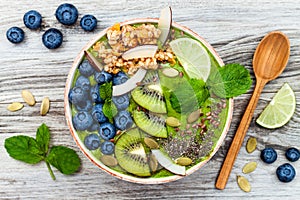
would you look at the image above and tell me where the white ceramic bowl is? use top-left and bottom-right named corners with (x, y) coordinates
top-left (65, 18), bottom-right (233, 184)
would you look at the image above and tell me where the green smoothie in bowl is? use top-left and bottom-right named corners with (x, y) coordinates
top-left (65, 7), bottom-right (240, 184)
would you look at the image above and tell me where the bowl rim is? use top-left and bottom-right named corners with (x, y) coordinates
top-left (64, 18), bottom-right (234, 184)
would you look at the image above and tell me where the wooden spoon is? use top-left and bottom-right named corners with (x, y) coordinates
top-left (215, 31), bottom-right (290, 190)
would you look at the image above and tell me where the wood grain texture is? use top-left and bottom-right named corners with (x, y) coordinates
top-left (0, 0), bottom-right (300, 199)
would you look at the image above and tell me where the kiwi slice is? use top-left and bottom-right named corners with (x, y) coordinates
top-left (133, 110), bottom-right (168, 138)
top-left (131, 84), bottom-right (167, 114)
top-left (115, 128), bottom-right (151, 177)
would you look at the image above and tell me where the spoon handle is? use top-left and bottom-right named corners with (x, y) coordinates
top-left (215, 78), bottom-right (267, 190)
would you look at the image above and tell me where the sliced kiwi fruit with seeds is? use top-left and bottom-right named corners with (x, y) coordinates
top-left (142, 70), bottom-right (160, 85)
top-left (133, 110), bottom-right (167, 138)
top-left (131, 84), bottom-right (167, 114)
top-left (115, 128), bottom-right (151, 177)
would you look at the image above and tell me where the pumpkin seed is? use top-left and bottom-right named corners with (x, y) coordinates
top-left (100, 155), bottom-right (118, 167)
top-left (246, 137), bottom-right (257, 153)
top-left (40, 97), bottom-right (50, 116)
top-left (7, 102), bottom-right (24, 112)
top-left (162, 67), bottom-right (179, 77)
top-left (166, 117), bottom-right (181, 127)
top-left (187, 109), bottom-right (201, 123)
top-left (175, 157), bottom-right (192, 166)
top-left (144, 137), bottom-right (159, 149)
top-left (237, 175), bottom-right (251, 192)
top-left (242, 161), bottom-right (257, 174)
top-left (21, 90), bottom-right (35, 106)
top-left (149, 154), bottom-right (158, 172)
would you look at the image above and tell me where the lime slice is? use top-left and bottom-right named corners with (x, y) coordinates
top-left (256, 83), bottom-right (296, 129)
top-left (169, 38), bottom-right (211, 81)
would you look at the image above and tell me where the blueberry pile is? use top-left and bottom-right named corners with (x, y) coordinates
top-left (6, 3), bottom-right (98, 48)
top-left (260, 147), bottom-right (299, 183)
top-left (69, 59), bottom-right (134, 155)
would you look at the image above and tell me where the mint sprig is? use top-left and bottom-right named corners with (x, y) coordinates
top-left (4, 123), bottom-right (81, 180)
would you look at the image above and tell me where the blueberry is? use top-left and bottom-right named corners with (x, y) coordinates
top-left (90, 85), bottom-right (104, 103)
top-left (75, 76), bottom-right (91, 92)
top-left (55, 3), bottom-right (78, 25)
top-left (87, 121), bottom-right (100, 132)
top-left (80, 14), bottom-right (97, 32)
top-left (23, 10), bottom-right (42, 30)
top-left (73, 111), bottom-right (93, 131)
top-left (113, 71), bottom-right (128, 85)
top-left (101, 141), bottom-right (115, 155)
top-left (285, 147), bottom-right (300, 162)
top-left (84, 134), bottom-right (101, 150)
top-left (261, 147), bottom-right (277, 164)
top-left (92, 104), bottom-right (108, 123)
top-left (69, 86), bottom-right (88, 105)
top-left (276, 163), bottom-right (296, 183)
top-left (75, 100), bottom-right (93, 112)
top-left (99, 122), bottom-right (116, 140)
top-left (94, 71), bottom-right (113, 84)
top-left (114, 110), bottom-right (133, 130)
top-left (78, 60), bottom-right (95, 77)
top-left (6, 27), bottom-right (24, 44)
top-left (42, 28), bottom-right (63, 49)
top-left (112, 94), bottom-right (130, 110)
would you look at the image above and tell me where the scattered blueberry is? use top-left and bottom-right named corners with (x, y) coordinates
top-left (75, 75), bottom-right (91, 92)
top-left (23, 10), bottom-right (42, 30)
top-left (6, 27), bottom-right (25, 44)
top-left (112, 94), bottom-right (130, 110)
top-left (80, 14), bottom-right (97, 32)
top-left (55, 3), bottom-right (78, 25)
top-left (92, 104), bottom-right (108, 123)
top-left (84, 134), bottom-right (101, 150)
top-left (276, 163), bottom-right (296, 183)
top-left (78, 60), bottom-right (95, 77)
top-left (94, 71), bottom-right (113, 84)
top-left (42, 28), bottom-right (63, 49)
top-left (285, 147), bottom-right (300, 162)
top-left (75, 100), bottom-right (93, 112)
top-left (113, 71), bottom-right (128, 85)
top-left (261, 147), bottom-right (277, 164)
top-left (101, 141), bottom-right (115, 155)
top-left (69, 86), bottom-right (88, 105)
top-left (114, 110), bottom-right (133, 130)
top-left (99, 122), bottom-right (116, 140)
top-left (90, 85), bottom-right (104, 103)
top-left (73, 111), bottom-right (93, 131)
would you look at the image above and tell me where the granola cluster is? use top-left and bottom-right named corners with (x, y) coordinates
top-left (92, 23), bottom-right (175, 75)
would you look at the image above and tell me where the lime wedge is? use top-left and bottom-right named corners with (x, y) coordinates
top-left (169, 38), bottom-right (211, 81)
top-left (256, 83), bottom-right (296, 129)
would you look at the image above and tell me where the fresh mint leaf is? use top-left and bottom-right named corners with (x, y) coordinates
top-left (99, 81), bottom-right (112, 100)
top-left (207, 63), bottom-right (252, 98)
top-left (103, 100), bottom-right (118, 122)
top-left (36, 123), bottom-right (50, 154)
top-left (4, 135), bottom-right (44, 164)
top-left (46, 146), bottom-right (81, 175)
top-left (188, 78), bottom-right (210, 107)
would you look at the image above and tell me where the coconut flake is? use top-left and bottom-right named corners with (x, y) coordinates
top-left (112, 68), bottom-right (147, 96)
top-left (122, 45), bottom-right (158, 60)
top-left (84, 50), bottom-right (103, 72)
top-left (158, 6), bottom-right (172, 46)
top-left (151, 149), bottom-right (186, 176)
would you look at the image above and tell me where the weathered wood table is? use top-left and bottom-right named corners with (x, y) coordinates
top-left (0, 0), bottom-right (299, 199)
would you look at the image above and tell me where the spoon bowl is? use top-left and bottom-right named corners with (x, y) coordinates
top-left (253, 31), bottom-right (290, 80)
top-left (216, 31), bottom-right (290, 190)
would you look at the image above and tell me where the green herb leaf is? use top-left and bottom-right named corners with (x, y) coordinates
top-left (99, 81), bottom-right (113, 100)
top-left (188, 78), bottom-right (210, 106)
top-left (102, 100), bottom-right (118, 122)
top-left (4, 135), bottom-right (44, 164)
top-left (207, 63), bottom-right (252, 98)
top-left (46, 146), bottom-right (81, 175)
top-left (36, 123), bottom-right (50, 154)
